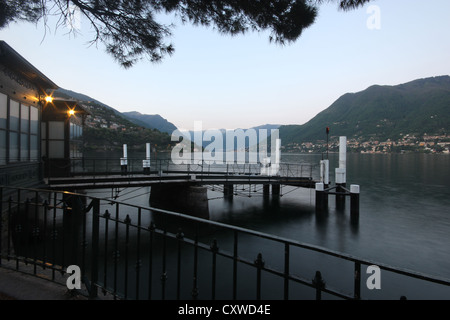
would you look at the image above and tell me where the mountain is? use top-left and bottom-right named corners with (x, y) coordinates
top-left (56, 88), bottom-right (178, 134)
top-left (122, 111), bottom-right (177, 134)
top-left (185, 124), bottom-right (280, 151)
top-left (54, 88), bottom-right (175, 151)
top-left (56, 88), bottom-right (117, 112)
top-left (280, 76), bottom-right (450, 144)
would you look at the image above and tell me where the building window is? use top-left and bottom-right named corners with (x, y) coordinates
top-left (0, 93), bottom-right (6, 165)
top-left (20, 104), bottom-right (29, 161)
top-left (0, 94), bottom-right (40, 165)
top-left (30, 106), bottom-right (39, 161)
top-left (9, 132), bottom-right (19, 162)
top-left (48, 121), bottom-right (65, 158)
top-left (0, 130), bottom-right (5, 165)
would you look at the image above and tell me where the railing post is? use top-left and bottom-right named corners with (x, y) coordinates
top-left (124, 214), bottom-right (132, 299)
top-left (284, 243), bottom-right (290, 300)
top-left (354, 261), bottom-right (361, 300)
top-left (0, 187), bottom-right (2, 266)
top-left (148, 221), bottom-right (155, 300)
top-left (176, 228), bottom-right (184, 300)
top-left (191, 232), bottom-right (199, 300)
top-left (210, 239), bottom-right (219, 300)
top-left (89, 198), bottom-right (100, 299)
top-left (255, 253), bottom-right (265, 300)
top-left (233, 231), bottom-right (238, 300)
top-left (313, 271), bottom-right (325, 300)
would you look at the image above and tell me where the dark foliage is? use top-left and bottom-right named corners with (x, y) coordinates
top-left (0, 0), bottom-right (372, 67)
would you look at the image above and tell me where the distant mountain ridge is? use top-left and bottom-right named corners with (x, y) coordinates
top-left (280, 75), bottom-right (450, 144)
top-left (122, 111), bottom-right (177, 134)
top-left (55, 88), bottom-right (178, 134)
top-left (186, 124), bottom-right (281, 151)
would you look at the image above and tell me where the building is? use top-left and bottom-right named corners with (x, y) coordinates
top-left (0, 41), bottom-right (87, 191)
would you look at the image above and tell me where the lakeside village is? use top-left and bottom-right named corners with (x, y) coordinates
top-left (283, 134), bottom-right (450, 154)
top-left (79, 102), bottom-right (450, 155)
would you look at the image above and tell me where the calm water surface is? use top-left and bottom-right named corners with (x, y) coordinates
top-left (87, 152), bottom-right (450, 299)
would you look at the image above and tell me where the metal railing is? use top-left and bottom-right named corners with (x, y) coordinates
top-left (1, 185), bottom-right (450, 300)
top-left (48, 157), bottom-right (318, 180)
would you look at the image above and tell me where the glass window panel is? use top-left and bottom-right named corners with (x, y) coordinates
top-left (0, 93), bottom-right (6, 129)
top-left (41, 122), bottom-right (46, 139)
top-left (21, 133), bottom-right (29, 161)
top-left (30, 106), bottom-right (38, 134)
top-left (9, 132), bottom-right (19, 162)
top-left (0, 130), bottom-right (6, 165)
top-left (30, 135), bottom-right (38, 161)
top-left (41, 140), bottom-right (47, 158)
top-left (9, 100), bottom-right (19, 131)
top-left (48, 140), bottom-right (65, 158)
top-left (48, 121), bottom-right (65, 139)
top-left (21, 104), bottom-right (29, 133)
top-left (70, 122), bottom-right (74, 139)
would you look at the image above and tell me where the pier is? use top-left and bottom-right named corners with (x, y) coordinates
top-left (46, 137), bottom-right (360, 218)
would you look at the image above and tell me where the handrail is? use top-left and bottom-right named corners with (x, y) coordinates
top-left (53, 157), bottom-right (318, 179)
top-left (1, 185), bottom-right (449, 300)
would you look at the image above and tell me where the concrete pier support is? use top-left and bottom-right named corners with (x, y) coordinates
top-left (335, 182), bottom-right (346, 210)
top-left (224, 184), bottom-right (234, 200)
top-left (150, 184), bottom-right (209, 219)
top-left (263, 184), bottom-right (270, 198)
top-left (272, 184), bottom-right (281, 196)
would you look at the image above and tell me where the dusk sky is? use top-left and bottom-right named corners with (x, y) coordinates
top-left (1, 0), bottom-right (450, 131)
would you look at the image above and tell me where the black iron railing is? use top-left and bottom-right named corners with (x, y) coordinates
top-left (1, 185), bottom-right (450, 300)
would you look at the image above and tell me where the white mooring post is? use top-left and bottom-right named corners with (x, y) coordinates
top-left (320, 159), bottom-right (329, 186)
top-left (121, 144), bottom-right (128, 175)
top-left (315, 182), bottom-right (328, 212)
top-left (350, 184), bottom-right (360, 218)
top-left (143, 143), bottom-right (151, 174)
top-left (335, 136), bottom-right (347, 208)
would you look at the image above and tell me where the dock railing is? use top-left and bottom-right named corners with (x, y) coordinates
top-left (47, 157), bottom-right (318, 180)
top-left (1, 185), bottom-right (450, 300)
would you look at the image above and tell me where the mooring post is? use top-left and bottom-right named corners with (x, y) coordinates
top-left (320, 159), bottom-right (329, 187)
top-left (143, 143), bottom-right (151, 175)
top-left (315, 182), bottom-right (327, 212)
top-left (350, 184), bottom-right (360, 219)
top-left (263, 184), bottom-right (270, 198)
top-left (313, 271), bottom-right (325, 300)
top-left (335, 136), bottom-right (347, 209)
top-left (121, 144), bottom-right (128, 175)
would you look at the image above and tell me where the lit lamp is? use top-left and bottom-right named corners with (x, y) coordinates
top-left (68, 109), bottom-right (75, 116)
top-left (40, 95), bottom-right (54, 105)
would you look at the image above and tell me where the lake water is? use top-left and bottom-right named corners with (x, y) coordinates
top-left (85, 151), bottom-right (450, 299)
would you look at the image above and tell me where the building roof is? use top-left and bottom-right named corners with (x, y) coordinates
top-left (0, 40), bottom-right (59, 91)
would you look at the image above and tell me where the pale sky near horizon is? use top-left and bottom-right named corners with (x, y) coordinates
top-left (1, 0), bottom-right (450, 131)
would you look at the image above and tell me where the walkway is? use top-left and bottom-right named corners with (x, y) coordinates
top-left (0, 261), bottom-right (88, 300)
